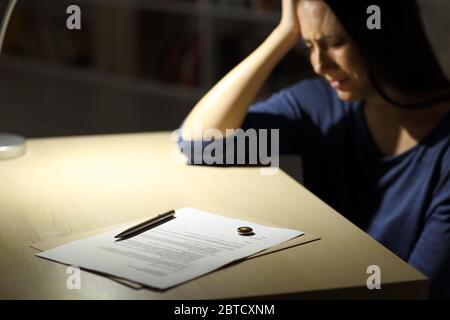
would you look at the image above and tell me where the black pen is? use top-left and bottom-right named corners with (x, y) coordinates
top-left (114, 209), bottom-right (176, 239)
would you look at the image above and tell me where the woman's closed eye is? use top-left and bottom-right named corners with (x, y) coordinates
top-left (328, 39), bottom-right (346, 48)
top-left (303, 38), bottom-right (346, 53)
top-left (324, 34), bottom-right (347, 49)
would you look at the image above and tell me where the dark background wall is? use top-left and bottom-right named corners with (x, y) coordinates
top-left (0, 0), bottom-right (311, 138)
top-left (1, 0), bottom-right (449, 139)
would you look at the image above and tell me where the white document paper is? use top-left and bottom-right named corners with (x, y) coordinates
top-left (36, 208), bottom-right (303, 289)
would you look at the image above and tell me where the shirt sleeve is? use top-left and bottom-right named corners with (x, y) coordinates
top-left (408, 161), bottom-right (450, 299)
top-left (177, 77), bottom-right (335, 165)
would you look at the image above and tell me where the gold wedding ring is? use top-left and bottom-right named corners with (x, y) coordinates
top-left (237, 226), bottom-right (253, 235)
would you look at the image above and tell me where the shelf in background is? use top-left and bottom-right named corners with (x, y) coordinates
top-left (0, 56), bottom-right (200, 138)
top-left (1, 55), bottom-right (205, 102)
top-left (44, 0), bottom-right (280, 24)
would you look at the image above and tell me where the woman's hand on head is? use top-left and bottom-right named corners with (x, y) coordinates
top-left (279, 0), bottom-right (302, 38)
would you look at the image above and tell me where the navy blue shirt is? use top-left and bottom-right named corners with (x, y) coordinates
top-left (178, 77), bottom-right (450, 298)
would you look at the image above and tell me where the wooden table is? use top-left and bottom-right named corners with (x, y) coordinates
top-left (0, 132), bottom-right (428, 299)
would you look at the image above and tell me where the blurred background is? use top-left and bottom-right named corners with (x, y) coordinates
top-left (1, 0), bottom-right (449, 139)
top-left (0, 0), bottom-right (313, 138)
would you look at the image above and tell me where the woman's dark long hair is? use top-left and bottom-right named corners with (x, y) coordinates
top-left (324, 0), bottom-right (450, 108)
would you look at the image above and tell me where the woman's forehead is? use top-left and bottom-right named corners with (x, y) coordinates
top-left (299, 0), bottom-right (345, 40)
